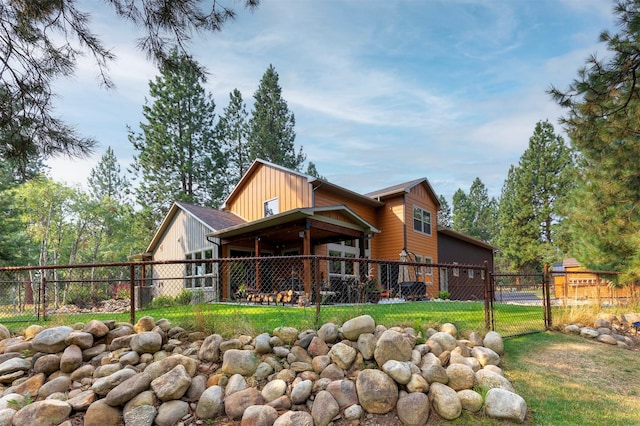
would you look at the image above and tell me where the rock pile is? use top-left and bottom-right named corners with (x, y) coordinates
top-left (0, 314), bottom-right (527, 425)
top-left (562, 312), bottom-right (640, 349)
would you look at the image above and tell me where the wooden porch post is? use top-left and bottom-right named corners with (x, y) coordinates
top-left (303, 226), bottom-right (312, 295)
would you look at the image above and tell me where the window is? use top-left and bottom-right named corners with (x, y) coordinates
top-left (480, 269), bottom-right (485, 280)
top-left (264, 197), bottom-right (279, 217)
top-left (185, 249), bottom-right (216, 289)
top-left (327, 241), bottom-right (367, 281)
top-left (468, 269), bottom-right (474, 279)
top-left (453, 262), bottom-right (459, 277)
top-left (414, 255), bottom-right (432, 277)
top-left (413, 206), bottom-right (432, 235)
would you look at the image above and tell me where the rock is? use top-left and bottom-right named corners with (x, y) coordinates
top-left (241, 404), bottom-right (278, 426)
top-left (31, 326), bottom-right (74, 354)
top-left (123, 405), bottom-right (156, 426)
top-left (33, 354), bottom-right (60, 375)
top-left (261, 379), bottom-right (287, 402)
top-left (84, 399), bottom-right (123, 426)
top-left (374, 329), bottom-right (413, 367)
top-left (150, 364), bottom-right (192, 401)
top-left (317, 322), bottom-right (339, 343)
top-left (344, 404), bottom-right (363, 420)
top-left (307, 336), bottom-right (329, 357)
top-left (39, 376), bottom-right (71, 399)
top-left (341, 315), bottom-right (376, 341)
top-left (91, 368), bottom-right (137, 396)
top-left (440, 323), bottom-right (458, 338)
top-left (64, 331), bottom-right (94, 350)
top-left (144, 354), bottom-right (198, 379)
top-left (272, 410), bottom-right (314, 426)
top-left (221, 349), bottom-right (260, 376)
top-left (596, 334), bottom-right (618, 345)
top-left (471, 346), bottom-right (500, 366)
top-left (580, 327), bottom-right (600, 338)
top-left (446, 363), bottom-right (475, 391)
top-left (254, 333), bottom-right (272, 355)
top-left (483, 331), bottom-right (504, 355)
top-left (421, 363), bottom-right (448, 384)
top-left (427, 332), bottom-right (458, 352)
top-left (311, 390), bottom-right (339, 426)
top-left (406, 373), bottom-right (429, 393)
top-left (382, 360), bottom-right (412, 385)
top-left (224, 387), bottom-right (264, 420)
top-left (105, 372), bottom-right (153, 406)
top-left (0, 358), bottom-right (32, 376)
top-left (329, 342), bottom-right (357, 370)
top-left (14, 372), bottom-right (45, 396)
top-left (133, 316), bottom-right (155, 333)
top-left (155, 400), bottom-right (189, 426)
top-left (10, 399), bottom-right (71, 426)
top-left (66, 389), bottom-right (96, 411)
top-left (0, 325), bottom-right (9, 341)
top-left (195, 385), bottom-right (224, 420)
top-left (429, 382), bottom-right (462, 420)
top-left (130, 331), bottom-right (162, 354)
top-left (60, 344), bottom-right (83, 373)
top-left (475, 369), bottom-right (515, 393)
top-left (226, 374), bottom-right (248, 396)
top-left (458, 389), bottom-right (483, 412)
top-left (564, 324), bottom-right (580, 334)
top-left (290, 379), bottom-right (313, 404)
top-left (356, 368), bottom-right (398, 414)
top-left (326, 379), bottom-right (358, 409)
top-left (272, 326), bottom-right (298, 345)
top-left (83, 320), bottom-right (110, 338)
top-left (0, 408), bottom-right (15, 425)
top-left (357, 333), bottom-right (376, 360)
top-left (485, 388), bottom-right (527, 423)
top-left (397, 391), bottom-right (430, 426)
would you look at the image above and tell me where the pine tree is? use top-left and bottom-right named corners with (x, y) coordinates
top-left (437, 195), bottom-right (453, 229)
top-left (305, 162), bottom-right (325, 180)
top-left (129, 51), bottom-right (225, 229)
top-left (452, 178), bottom-right (497, 242)
top-left (216, 89), bottom-right (251, 196)
top-left (550, 0), bottom-right (640, 280)
top-left (87, 147), bottom-right (130, 203)
top-left (248, 65), bottom-right (305, 170)
top-left (496, 121), bottom-right (574, 273)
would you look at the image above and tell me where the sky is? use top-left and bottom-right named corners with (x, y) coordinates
top-left (47, 0), bottom-right (616, 203)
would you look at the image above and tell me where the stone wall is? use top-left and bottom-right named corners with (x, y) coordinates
top-left (0, 315), bottom-right (527, 425)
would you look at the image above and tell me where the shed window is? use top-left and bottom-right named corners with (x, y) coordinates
top-left (413, 206), bottom-right (432, 236)
top-left (264, 198), bottom-right (279, 217)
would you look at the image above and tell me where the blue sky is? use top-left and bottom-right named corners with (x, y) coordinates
top-left (48, 0), bottom-right (615, 202)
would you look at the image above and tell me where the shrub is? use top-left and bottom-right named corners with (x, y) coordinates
top-left (113, 284), bottom-right (131, 300)
top-left (150, 295), bottom-right (175, 309)
top-left (66, 286), bottom-right (106, 308)
top-left (437, 291), bottom-right (451, 300)
top-left (175, 290), bottom-right (193, 306)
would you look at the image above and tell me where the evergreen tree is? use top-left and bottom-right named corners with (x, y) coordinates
top-left (437, 194), bottom-right (453, 229)
top-left (0, 164), bottom-right (29, 264)
top-left (550, 0), bottom-right (640, 280)
top-left (496, 121), bottom-right (575, 273)
top-left (216, 89), bottom-right (251, 196)
top-left (0, 0), bottom-right (258, 167)
top-left (248, 65), bottom-right (305, 170)
top-left (452, 178), bottom-right (497, 242)
top-left (129, 51), bottom-right (225, 229)
top-left (305, 162), bottom-right (325, 180)
top-left (87, 147), bottom-right (130, 203)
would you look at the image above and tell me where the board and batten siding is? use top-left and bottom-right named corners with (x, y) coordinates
top-left (371, 197), bottom-right (405, 261)
top-left (226, 163), bottom-right (312, 221)
top-left (151, 209), bottom-right (215, 298)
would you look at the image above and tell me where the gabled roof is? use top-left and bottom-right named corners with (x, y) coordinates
top-left (208, 205), bottom-right (380, 240)
top-left (437, 226), bottom-right (496, 251)
top-left (366, 177), bottom-right (442, 208)
top-left (145, 202), bottom-right (245, 253)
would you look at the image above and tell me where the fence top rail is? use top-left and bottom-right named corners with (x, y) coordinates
top-left (552, 269), bottom-right (620, 276)
top-left (0, 255), bottom-right (491, 272)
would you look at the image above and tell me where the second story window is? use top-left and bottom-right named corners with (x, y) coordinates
top-left (413, 206), bottom-right (432, 236)
top-left (264, 197), bottom-right (279, 217)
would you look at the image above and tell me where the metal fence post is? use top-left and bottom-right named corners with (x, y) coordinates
top-left (543, 264), bottom-right (552, 329)
top-left (130, 264), bottom-right (136, 325)
top-left (483, 260), bottom-right (492, 331)
top-left (40, 276), bottom-right (46, 321)
top-left (314, 257), bottom-right (321, 329)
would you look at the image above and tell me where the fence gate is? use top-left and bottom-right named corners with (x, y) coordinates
top-left (489, 267), bottom-right (552, 337)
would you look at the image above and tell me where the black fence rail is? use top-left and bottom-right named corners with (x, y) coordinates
top-left (0, 257), bottom-right (555, 338)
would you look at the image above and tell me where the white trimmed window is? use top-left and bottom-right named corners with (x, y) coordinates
top-left (413, 206), bottom-right (432, 236)
top-left (264, 197), bottom-right (279, 217)
top-left (185, 249), bottom-right (216, 288)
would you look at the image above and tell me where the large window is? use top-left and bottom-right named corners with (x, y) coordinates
top-left (413, 206), bottom-right (432, 236)
top-left (328, 240), bottom-right (365, 281)
top-left (185, 248), bottom-right (216, 289)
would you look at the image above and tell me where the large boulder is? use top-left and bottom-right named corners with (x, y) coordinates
top-left (485, 388), bottom-right (527, 423)
top-left (356, 369), bottom-right (398, 414)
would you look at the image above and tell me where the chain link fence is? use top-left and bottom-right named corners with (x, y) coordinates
top-left (0, 257), bottom-right (565, 338)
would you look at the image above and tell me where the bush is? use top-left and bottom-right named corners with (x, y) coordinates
top-left (66, 286), bottom-right (106, 308)
top-left (113, 284), bottom-right (131, 300)
top-left (437, 291), bottom-right (451, 300)
top-left (150, 295), bottom-right (175, 309)
top-left (175, 290), bottom-right (193, 306)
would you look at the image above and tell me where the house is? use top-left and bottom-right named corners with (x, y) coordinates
top-left (553, 258), bottom-right (632, 301)
top-left (139, 201), bottom-right (245, 302)
top-left (144, 159), bottom-right (491, 302)
top-left (437, 227), bottom-right (495, 300)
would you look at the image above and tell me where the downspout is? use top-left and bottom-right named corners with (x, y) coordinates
top-left (403, 193), bottom-right (408, 249)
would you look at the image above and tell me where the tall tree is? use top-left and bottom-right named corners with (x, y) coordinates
top-left (550, 0), bottom-right (640, 280)
top-left (452, 178), bottom-right (497, 242)
top-left (0, 164), bottom-right (29, 265)
top-left (437, 194), bottom-right (453, 229)
top-left (87, 147), bottom-right (130, 203)
top-left (216, 88), bottom-right (251, 196)
top-left (129, 51), bottom-right (225, 229)
top-left (248, 65), bottom-right (305, 170)
top-left (305, 162), bottom-right (325, 180)
top-left (496, 120), bottom-right (575, 273)
top-left (0, 0), bottom-right (258, 168)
